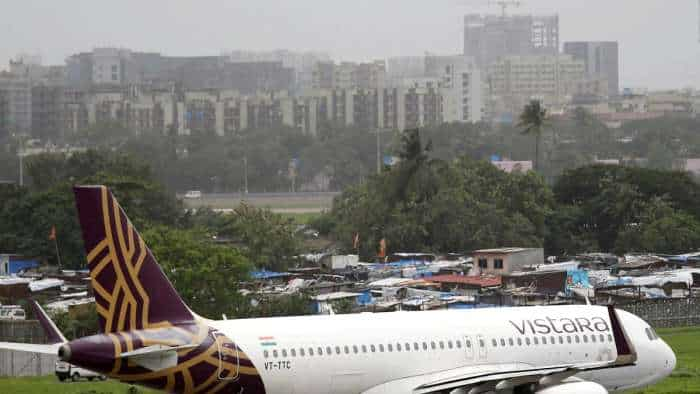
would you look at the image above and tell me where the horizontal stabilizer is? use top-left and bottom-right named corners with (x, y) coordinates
top-left (0, 342), bottom-right (62, 355)
top-left (118, 344), bottom-right (197, 371)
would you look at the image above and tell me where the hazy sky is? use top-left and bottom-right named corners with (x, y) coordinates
top-left (3, 0), bottom-right (700, 89)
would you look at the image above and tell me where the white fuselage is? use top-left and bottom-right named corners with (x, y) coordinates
top-left (210, 305), bottom-right (675, 394)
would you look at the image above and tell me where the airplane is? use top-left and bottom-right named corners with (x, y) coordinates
top-left (0, 185), bottom-right (676, 394)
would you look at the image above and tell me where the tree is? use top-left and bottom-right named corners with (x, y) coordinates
top-left (142, 226), bottom-right (252, 319)
top-left (518, 100), bottom-right (549, 172)
top-left (212, 204), bottom-right (300, 272)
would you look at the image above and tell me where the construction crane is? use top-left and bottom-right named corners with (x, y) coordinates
top-left (490, 0), bottom-right (522, 17)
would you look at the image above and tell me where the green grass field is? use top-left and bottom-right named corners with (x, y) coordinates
top-left (628, 326), bottom-right (700, 394)
top-left (1, 326), bottom-right (698, 393)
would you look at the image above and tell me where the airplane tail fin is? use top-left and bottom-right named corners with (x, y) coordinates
top-left (73, 186), bottom-right (195, 333)
top-left (30, 300), bottom-right (66, 344)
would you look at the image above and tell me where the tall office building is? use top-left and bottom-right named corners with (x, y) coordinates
top-left (563, 41), bottom-right (619, 98)
top-left (464, 14), bottom-right (559, 67)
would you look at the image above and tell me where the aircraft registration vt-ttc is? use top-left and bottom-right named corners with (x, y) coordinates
top-left (0, 186), bottom-right (675, 393)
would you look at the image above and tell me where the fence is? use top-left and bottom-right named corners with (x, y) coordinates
top-left (0, 320), bottom-right (56, 377)
top-left (619, 297), bottom-right (700, 328)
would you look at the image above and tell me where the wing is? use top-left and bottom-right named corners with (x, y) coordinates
top-left (363, 306), bottom-right (636, 394)
top-left (0, 342), bottom-right (61, 355)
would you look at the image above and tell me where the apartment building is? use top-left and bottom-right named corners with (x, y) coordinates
top-left (425, 55), bottom-right (484, 123)
top-left (309, 61), bottom-right (386, 90)
top-left (487, 55), bottom-right (585, 116)
top-left (464, 14), bottom-right (559, 67)
top-left (563, 42), bottom-right (619, 98)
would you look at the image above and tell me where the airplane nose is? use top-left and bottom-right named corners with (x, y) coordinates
top-left (667, 344), bottom-right (676, 373)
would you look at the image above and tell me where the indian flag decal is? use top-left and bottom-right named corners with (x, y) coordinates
top-left (259, 336), bottom-right (276, 346)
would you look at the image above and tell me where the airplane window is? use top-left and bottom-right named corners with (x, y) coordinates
top-left (558, 337), bottom-right (563, 344)
top-left (575, 336), bottom-right (580, 344)
top-left (405, 342), bottom-right (410, 351)
top-left (448, 340), bottom-right (453, 349)
top-left (431, 341), bottom-right (437, 350)
top-left (326, 346), bottom-right (332, 355)
top-left (566, 336), bottom-right (571, 344)
top-left (371, 345), bottom-right (376, 352)
top-left (509, 338), bottom-right (514, 346)
top-left (551, 336), bottom-right (556, 344)
top-left (439, 341), bottom-right (445, 349)
top-left (608, 334), bottom-right (613, 342)
top-left (583, 335), bottom-right (588, 343)
top-left (492, 339), bottom-right (498, 347)
top-left (335, 346), bottom-right (340, 355)
top-left (300, 348), bottom-right (305, 357)
top-left (379, 344), bottom-right (385, 352)
top-left (264, 350), bottom-right (269, 358)
top-left (517, 338), bottom-right (522, 346)
top-left (353, 345), bottom-right (358, 354)
top-left (318, 347), bottom-right (323, 355)
top-left (291, 348), bottom-right (296, 357)
top-left (344, 345), bottom-right (350, 354)
top-left (650, 327), bottom-right (659, 340)
top-left (415, 342), bottom-right (420, 350)
top-left (388, 344), bottom-right (393, 352)
top-left (362, 345), bottom-right (367, 353)
top-left (599, 334), bottom-right (605, 342)
top-left (500, 338), bottom-right (506, 346)
top-left (525, 337), bottom-right (531, 346)
top-left (591, 335), bottom-right (597, 343)
top-left (282, 349), bottom-right (288, 357)
top-left (534, 337), bottom-right (539, 345)
top-left (423, 342), bottom-right (428, 350)
top-left (456, 340), bottom-right (462, 349)
top-left (309, 348), bottom-right (314, 356)
top-left (541, 337), bottom-right (547, 345)
top-left (479, 339), bottom-right (485, 348)
top-left (466, 340), bottom-right (471, 348)
top-left (397, 343), bottom-right (402, 352)
top-left (273, 350), bottom-right (279, 358)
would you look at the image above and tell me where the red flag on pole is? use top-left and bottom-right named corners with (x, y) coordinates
top-left (378, 238), bottom-right (386, 259)
top-left (48, 226), bottom-right (56, 241)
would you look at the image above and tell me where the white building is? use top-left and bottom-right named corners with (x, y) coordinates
top-left (425, 55), bottom-right (484, 123)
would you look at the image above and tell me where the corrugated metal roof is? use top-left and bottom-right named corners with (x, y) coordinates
top-left (473, 248), bottom-right (531, 254)
top-left (426, 275), bottom-right (502, 287)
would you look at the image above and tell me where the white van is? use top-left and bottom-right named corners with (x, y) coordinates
top-left (55, 361), bottom-right (106, 382)
top-left (184, 190), bottom-right (202, 199)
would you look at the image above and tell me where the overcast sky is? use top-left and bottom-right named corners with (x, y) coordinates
top-left (3, 0), bottom-right (700, 89)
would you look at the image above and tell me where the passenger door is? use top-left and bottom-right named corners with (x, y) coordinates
top-left (476, 334), bottom-right (487, 362)
top-left (464, 335), bottom-right (474, 363)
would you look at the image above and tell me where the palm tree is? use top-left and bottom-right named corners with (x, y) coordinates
top-left (518, 100), bottom-right (549, 172)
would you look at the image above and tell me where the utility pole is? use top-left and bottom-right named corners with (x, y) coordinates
top-left (376, 128), bottom-right (381, 175)
top-left (243, 156), bottom-right (249, 194)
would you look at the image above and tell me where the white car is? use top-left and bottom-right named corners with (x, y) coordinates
top-left (184, 190), bottom-right (202, 199)
top-left (0, 306), bottom-right (25, 320)
top-left (55, 361), bottom-right (106, 382)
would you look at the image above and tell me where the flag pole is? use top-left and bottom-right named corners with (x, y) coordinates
top-left (54, 237), bottom-right (62, 270)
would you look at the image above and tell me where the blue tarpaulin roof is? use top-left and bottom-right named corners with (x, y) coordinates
top-left (250, 270), bottom-right (291, 280)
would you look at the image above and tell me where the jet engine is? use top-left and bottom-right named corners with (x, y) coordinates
top-left (536, 381), bottom-right (608, 394)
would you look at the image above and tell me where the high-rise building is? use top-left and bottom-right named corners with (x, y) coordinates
top-left (0, 71), bottom-right (32, 133)
top-left (464, 14), bottom-right (559, 67)
top-left (563, 41), bottom-right (619, 98)
top-left (425, 55), bottom-right (484, 122)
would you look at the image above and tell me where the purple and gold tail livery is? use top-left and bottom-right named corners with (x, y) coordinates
top-left (64, 186), bottom-right (266, 394)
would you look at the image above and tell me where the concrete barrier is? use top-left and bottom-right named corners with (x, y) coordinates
top-left (0, 319), bottom-right (56, 377)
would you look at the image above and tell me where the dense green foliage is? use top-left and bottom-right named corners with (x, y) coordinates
top-left (549, 165), bottom-right (700, 254)
top-left (323, 129), bottom-right (552, 259)
top-left (319, 129), bottom-right (700, 259)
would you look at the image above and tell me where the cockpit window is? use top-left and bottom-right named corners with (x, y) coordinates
top-left (645, 327), bottom-right (654, 341)
top-left (648, 327), bottom-right (659, 340)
